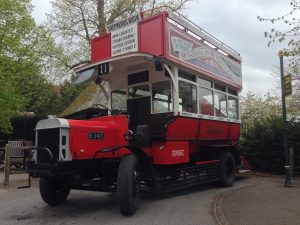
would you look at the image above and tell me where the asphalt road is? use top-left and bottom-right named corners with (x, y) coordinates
top-left (0, 179), bottom-right (249, 225)
top-left (223, 176), bottom-right (300, 225)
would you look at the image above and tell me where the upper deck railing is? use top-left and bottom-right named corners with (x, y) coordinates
top-left (141, 6), bottom-right (241, 62)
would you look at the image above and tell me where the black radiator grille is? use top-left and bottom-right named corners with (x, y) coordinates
top-left (37, 128), bottom-right (60, 163)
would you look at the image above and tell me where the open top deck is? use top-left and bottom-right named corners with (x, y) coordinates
top-left (88, 9), bottom-right (242, 89)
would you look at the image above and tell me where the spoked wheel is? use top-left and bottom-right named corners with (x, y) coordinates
top-left (219, 151), bottom-right (236, 187)
top-left (39, 177), bottom-right (70, 206)
top-left (117, 154), bottom-right (140, 216)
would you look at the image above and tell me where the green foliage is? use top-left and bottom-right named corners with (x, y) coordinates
top-left (62, 82), bottom-right (99, 116)
top-left (240, 116), bottom-right (285, 173)
top-left (258, 0), bottom-right (300, 79)
top-left (16, 73), bottom-right (60, 116)
top-left (0, 75), bottom-right (24, 134)
top-left (0, 0), bottom-right (72, 134)
top-left (241, 116), bottom-right (300, 173)
top-left (56, 80), bottom-right (88, 115)
top-left (0, 0), bottom-right (34, 133)
top-left (240, 91), bottom-right (300, 173)
top-left (240, 92), bottom-right (281, 133)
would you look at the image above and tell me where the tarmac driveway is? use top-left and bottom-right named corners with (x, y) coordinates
top-left (221, 176), bottom-right (300, 225)
top-left (0, 176), bottom-right (250, 225)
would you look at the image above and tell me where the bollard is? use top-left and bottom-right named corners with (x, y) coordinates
top-left (4, 144), bottom-right (11, 185)
top-left (290, 147), bottom-right (294, 179)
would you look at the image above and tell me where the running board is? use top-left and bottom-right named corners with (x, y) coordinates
top-left (153, 162), bottom-right (220, 193)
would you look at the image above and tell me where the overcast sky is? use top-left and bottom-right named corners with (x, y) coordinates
top-left (31, 0), bottom-right (291, 95)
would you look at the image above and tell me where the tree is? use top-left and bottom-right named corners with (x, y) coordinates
top-left (0, 0), bottom-right (70, 134)
top-left (240, 115), bottom-right (300, 173)
top-left (240, 92), bottom-right (281, 132)
top-left (55, 79), bottom-right (88, 115)
top-left (240, 116), bottom-right (285, 173)
top-left (257, 0), bottom-right (300, 79)
top-left (47, 0), bottom-right (191, 68)
top-left (0, 75), bottom-right (24, 134)
top-left (240, 91), bottom-right (300, 173)
top-left (0, 0), bottom-right (34, 133)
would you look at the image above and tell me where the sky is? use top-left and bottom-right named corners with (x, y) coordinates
top-left (31, 0), bottom-right (292, 96)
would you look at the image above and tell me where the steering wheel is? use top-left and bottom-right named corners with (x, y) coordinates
top-left (93, 104), bottom-right (112, 114)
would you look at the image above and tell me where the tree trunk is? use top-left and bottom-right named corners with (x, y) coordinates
top-left (97, 0), bottom-right (106, 35)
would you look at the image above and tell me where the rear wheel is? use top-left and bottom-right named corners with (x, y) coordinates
top-left (219, 151), bottom-right (236, 187)
top-left (39, 177), bottom-right (70, 206)
top-left (117, 154), bottom-right (140, 216)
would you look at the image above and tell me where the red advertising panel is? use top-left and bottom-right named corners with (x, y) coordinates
top-left (91, 11), bottom-right (242, 89)
top-left (167, 23), bottom-right (242, 88)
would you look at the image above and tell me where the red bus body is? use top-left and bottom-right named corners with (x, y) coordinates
top-left (70, 11), bottom-right (242, 165)
top-left (29, 9), bottom-right (247, 215)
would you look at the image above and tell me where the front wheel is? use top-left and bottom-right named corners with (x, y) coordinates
top-left (219, 151), bottom-right (236, 187)
top-left (117, 154), bottom-right (140, 216)
top-left (39, 177), bottom-right (70, 206)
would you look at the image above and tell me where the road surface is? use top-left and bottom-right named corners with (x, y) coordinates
top-left (0, 178), bottom-right (249, 225)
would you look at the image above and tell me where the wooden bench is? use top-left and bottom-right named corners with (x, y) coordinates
top-left (1, 141), bottom-right (33, 186)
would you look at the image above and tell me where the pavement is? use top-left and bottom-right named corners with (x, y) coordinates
top-left (0, 172), bottom-right (300, 225)
top-left (218, 175), bottom-right (300, 225)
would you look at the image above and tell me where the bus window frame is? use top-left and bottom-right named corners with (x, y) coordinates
top-left (178, 78), bottom-right (199, 116)
top-left (178, 71), bottom-right (240, 123)
top-left (109, 66), bottom-right (240, 123)
top-left (151, 79), bottom-right (174, 114)
top-left (110, 68), bottom-right (174, 115)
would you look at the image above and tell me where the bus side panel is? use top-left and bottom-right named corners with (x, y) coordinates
top-left (139, 13), bottom-right (166, 56)
top-left (228, 123), bottom-right (240, 140)
top-left (188, 141), bottom-right (200, 154)
top-left (91, 34), bottom-right (111, 62)
top-left (152, 140), bottom-right (189, 165)
top-left (166, 117), bottom-right (199, 140)
top-left (198, 119), bottom-right (230, 140)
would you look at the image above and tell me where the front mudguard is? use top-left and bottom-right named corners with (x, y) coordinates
top-left (99, 145), bottom-right (155, 182)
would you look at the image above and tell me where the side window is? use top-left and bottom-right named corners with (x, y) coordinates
top-left (198, 77), bottom-right (212, 88)
top-left (179, 80), bottom-right (197, 113)
top-left (112, 90), bottom-right (127, 112)
top-left (199, 87), bottom-right (214, 116)
top-left (152, 81), bottom-right (173, 113)
top-left (128, 84), bottom-right (149, 99)
top-left (228, 96), bottom-right (239, 119)
top-left (214, 92), bottom-right (227, 118)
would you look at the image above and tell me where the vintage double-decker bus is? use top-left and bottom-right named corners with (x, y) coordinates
top-left (29, 8), bottom-right (244, 215)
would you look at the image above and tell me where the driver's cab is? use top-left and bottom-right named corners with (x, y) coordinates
top-left (110, 55), bottom-right (174, 142)
top-left (111, 69), bottom-right (173, 133)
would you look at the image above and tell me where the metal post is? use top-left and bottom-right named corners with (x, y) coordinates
top-left (278, 50), bottom-right (292, 187)
top-left (4, 144), bottom-right (11, 185)
top-left (289, 147), bottom-right (294, 179)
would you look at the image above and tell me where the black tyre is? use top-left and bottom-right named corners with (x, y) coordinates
top-left (39, 177), bottom-right (70, 206)
top-left (117, 154), bottom-right (140, 216)
top-left (219, 151), bottom-right (236, 187)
